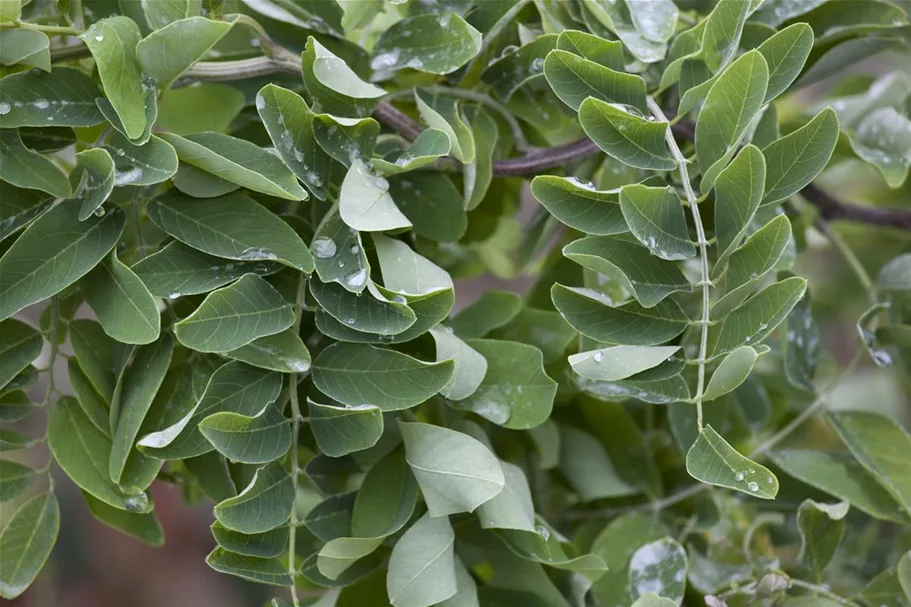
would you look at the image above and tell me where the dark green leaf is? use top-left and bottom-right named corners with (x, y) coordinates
top-left (84, 492), bottom-right (164, 546)
top-left (714, 145), bottom-right (765, 265)
top-left (0, 67), bottom-right (103, 128)
top-left (0, 492), bottom-right (59, 599)
top-left (545, 49), bottom-right (646, 111)
top-left (0, 460), bottom-right (36, 502)
top-left (214, 461), bottom-right (294, 534)
top-left (450, 290), bottom-right (523, 338)
top-left (620, 184), bottom-right (696, 261)
top-left (224, 329), bottom-right (311, 374)
top-left (757, 23), bottom-right (814, 102)
top-left (530, 176), bottom-right (627, 236)
top-left (0, 129), bottom-right (70, 198)
top-left (210, 520), bottom-right (287, 559)
top-left (82, 253), bottom-right (160, 345)
top-left (0, 319), bottom-right (41, 391)
top-left (205, 548), bottom-right (290, 586)
top-left (199, 403), bottom-right (290, 464)
top-left (797, 499), bottom-right (848, 580)
top-left (686, 425), bottom-right (778, 498)
top-left (761, 108), bottom-right (839, 205)
top-left (136, 16), bottom-right (233, 87)
top-left (308, 399), bottom-right (383, 458)
top-left (580, 98), bottom-right (675, 171)
top-left (372, 12), bottom-right (481, 75)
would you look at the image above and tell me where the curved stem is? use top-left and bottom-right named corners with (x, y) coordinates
top-left (478, 0), bottom-right (534, 57)
top-left (286, 276), bottom-right (307, 607)
top-left (815, 219), bottom-right (877, 306)
top-left (648, 96), bottom-right (710, 430)
top-left (13, 20), bottom-right (81, 35)
top-left (788, 579), bottom-right (861, 607)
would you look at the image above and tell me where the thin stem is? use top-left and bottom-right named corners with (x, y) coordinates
top-left (477, 0), bottom-right (533, 57)
top-left (648, 96), bottom-right (710, 430)
top-left (286, 275), bottom-right (307, 607)
top-left (815, 219), bottom-right (877, 306)
top-left (13, 21), bottom-right (81, 35)
top-left (43, 296), bottom-right (60, 406)
top-left (789, 579), bottom-right (861, 607)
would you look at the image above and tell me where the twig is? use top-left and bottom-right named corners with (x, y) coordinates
top-left (788, 579), bottom-right (862, 607)
top-left (286, 276), bottom-right (307, 607)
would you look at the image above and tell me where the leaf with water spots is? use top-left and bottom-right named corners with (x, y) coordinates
top-left (628, 537), bottom-right (688, 605)
top-left (620, 185), bottom-right (696, 261)
top-left (686, 425), bottom-right (778, 498)
top-left (102, 132), bottom-right (178, 187)
top-left (580, 99), bottom-right (675, 171)
top-left (545, 48), bottom-right (647, 111)
top-left (339, 159), bottom-right (412, 232)
top-left (373, 234), bottom-right (453, 297)
top-left (0, 67), bottom-right (103, 128)
top-left (530, 176), bottom-right (627, 236)
top-left (850, 107), bottom-right (911, 188)
top-left (570, 345), bottom-right (680, 381)
top-left (223, 329), bottom-right (311, 374)
top-left (483, 35), bottom-right (556, 101)
top-left (372, 12), bottom-right (481, 75)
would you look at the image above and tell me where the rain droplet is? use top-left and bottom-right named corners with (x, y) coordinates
top-left (94, 206), bottom-right (106, 217)
top-left (535, 525), bottom-right (550, 540)
top-left (255, 93), bottom-right (266, 110)
top-left (34, 98), bottom-right (49, 110)
top-left (239, 246), bottom-right (277, 260)
top-left (94, 35), bottom-right (104, 42)
top-left (0, 102), bottom-right (10, 115)
top-left (593, 351), bottom-right (603, 363)
top-left (345, 268), bottom-right (367, 288)
top-left (748, 481), bottom-right (759, 492)
top-left (348, 244), bottom-right (359, 255)
top-left (123, 492), bottom-right (148, 512)
top-left (346, 317), bottom-right (356, 325)
top-left (734, 470), bottom-right (745, 481)
top-left (311, 237), bottom-right (337, 259)
top-left (169, 291), bottom-right (180, 300)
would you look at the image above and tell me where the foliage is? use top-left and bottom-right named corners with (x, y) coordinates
top-left (1, 0), bottom-right (911, 605)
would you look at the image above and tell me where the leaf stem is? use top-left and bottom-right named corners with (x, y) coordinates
top-left (648, 96), bottom-right (710, 431)
top-left (43, 295), bottom-right (60, 406)
top-left (788, 579), bottom-right (861, 607)
top-left (477, 0), bottom-right (534, 58)
top-left (13, 20), bottom-right (81, 35)
top-left (815, 219), bottom-right (877, 306)
top-left (286, 275), bottom-right (307, 607)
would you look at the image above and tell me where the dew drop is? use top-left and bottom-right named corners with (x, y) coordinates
top-left (748, 481), bottom-right (759, 492)
top-left (34, 98), bottom-right (49, 110)
top-left (392, 294), bottom-right (407, 304)
top-left (239, 246), bottom-right (277, 260)
top-left (734, 470), bottom-right (745, 481)
top-left (348, 244), bottom-right (359, 255)
top-left (311, 237), bottom-right (337, 259)
top-left (169, 291), bottom-right (180, 300)
top-left (123, 492), bottom-right (148, 512)
top-left (0, 102), bottom-right (10, 115)
top-left (94, 206), bottom-right (106, 217)
top-left (535, 525), bottom-right (550, 540)
top-left (593, 351), bottom-right (603, 363)
top-left (345, 268), bottom-right (368, 288)
top-left (94, 35), bottom-right (104, 42)
top-left (346, 317), bottom-right (356, 325)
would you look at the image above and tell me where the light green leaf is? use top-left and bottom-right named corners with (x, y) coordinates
top-left (0, 319), bottom-right (41, 392)
top-left (0, 390), bottom-right (33, 424)
top-left (450, 290), bottom-right (523, 339)
top-left (0, 129), bottom-right (70, 198)
top-left (49, 397), bottom-right (151, 512)
top-left (709, 276), bottom-right (807, 356)
top-left (556, 29), bottom-right (625, 70)
top-left (859, 564), bottom-right (910, 607)
top-left (570, 345), bottom-right (679, 381)
top-left (311, 206), bottom-right (369, 294)
top-left (631, 594), bottom-right (677, 607)
top-left (686, 425), bottom-right (778, 498)
top-left (701, 0), bottom-right (750, 73)
top-left (371, 129), bottom-right (452, 175)
top-left (147, 192), bottom-right (313, 272)
top-left (696, 50), bottom-right (769, 190)
top-left (545, 49), bottom-right (647, 111)
top-left (0, 183), bottom-right (52, 243)
top-left (339, 158), bottom-right (412, 232)
top-left (132, 241), bottom-right (279, 299)
top-left (81, 17), bottom-right (147, 140)
top-left (415, 91), bottom-right (475, 163)
top-left (301, 37), bottom-right (376, 118)
top-left (723, 214), bottom-right (792, 291)
top-left (430, 327), bottom-right (487, 401)
top-left (481, 35), bottom-right (556, 101)
top-left (82, 253), bottom-right (160, 345)
top-left (491, 307), bottom-right (576, 364)
top-left (210, 520), bottom-right (287, 559)
top-left (559, 425), bottom-right (638, 501)
top-left (0, 460), bottom-right (36, 502)
top-left (158, 132), bottom-right (308, 200)
top-left (175, 274), bottom-right (294, 353)
top-left (714, 145), bottom-right (765, 265)
top-left (255, 84), bottom-right (332, 200)
top-left (387, 513), bottom-right (457, 607)
top-left (102, 133), bottom-right (179, 187)
top-left (451, 339), bottom-right (555, 429)
top-left (551, 284), bottom-right (689, 346)
top-left (75, 148), bottom-right (115, 221)
top-left (136, 16), bottom-right (233, 87)
top-left (476, 460), bottom-right (535, 532)
top-left (582, 0), bottom-right (670, 64)
top-left (312, 113), bottom-right (379, 166)
top-left (373, 234), bottom-right (453, 297)
top-left (0, 67), bottom-right (103, 128)
top-left (110, 336), bottom-right (173, 489)
top-left (205, 548), bottom-right (290, 586)
top-left (591, 513), bottom-right (671, 607)
top-left (629, 537), bottom-right (687, 605)
top-left (0, 202), bottom-right (124, 321)
top-left (312, 343), bottom-right (454, 411)
top-left (97, 81), bottom-right (157, 146)
top-left (224, 329), bottom-right (311, 374)
top-left (530, 176), bottom-right (626, 236)
top-left (318, 537), bottom-right (385, 580)
top-left (84, 492), bottom-right (164, 547)
top-left (0, 492), bottom-right (59, 600)
top-left (851, 107), bottom-right (911, 188)
top-left (214, 461), bottom-right (293, 534)
top-left (158, 83), bottom-right (245, 138)
top-left (400, 421), bottom-right (504, 517)
top-left (372, 12), bottom-right (481, 75)
top-left (437, 558), bottom-right (479, 607)
top-left (142, 0), bottom-right (201, 28)
top-left (797, 499), bottom-right (849, 580)
top-left (199, 403), bottom-right (290, 464)
top-left (703, 346), bottom-right (759, 402)
top-left (0, 0), bottom-right (19, 22)
top-left (463, 106), bottom-right (497, 211)
top-left (66, 359), bottom-right (109, 437)
top-left (827, 410), bottom-right (911, 518)
top-left (580, 98), bottom-right (675, 170)
top-left (0, 29), bottom-right (49, 71)
top-left (310, 38), bottom-right (384, 98)
top-left (310, 278), bottom-right (416, 336)
top-left (138, 362), bottom-right (281, 460)
top-left (757, 23), bottom-right (814, 102)
top-left (761, 108), bottom-right (839, 205)
top-left (352, 449), bottom-right (417, 538)
top-left (620, 184), bottom-right (696, 261)
top-left (387, 171), bottom-right (467, 242)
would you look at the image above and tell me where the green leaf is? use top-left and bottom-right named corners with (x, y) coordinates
top-left (210, 520), bottom-right (287, 559)
top-left (570, 345), bottom-right (680, 381)
top-left (0, 67), bottom-right (103, 128)
top-left (312, 343), bottom-right (454, 411)
top-left (579, 98), bottom-right (675, 171)
top-left (132, 241), bottom-right (279, 299)
top-left (464, 107), bottom-right (497, 211)
top-left (75, 148), bottom-right (115, 221)
top-left (138, 362), bottom-right (281, 459)
top-left (827, 410), bottom-right (911, 518)
top-left (0, 460), bottom-right (36, 502)
top-left (310, 278), bottom-right (416, 336)
top-left (0, 319), bottom-right (41, 391)
top-left (0, 202), bottom-right (124, 321)
top-left (301, 38), bottom-right (377, 118)
top-left (703, 346), bottom-right (759, 402)
top-left (0, 492), bottom-right (59, 600)
top-left (761, 108), bottom-right (839, 205)
top-left (481, 35), bottom-right (556, 101)
top-left (686, 425), bottom-right (778, 498)
top-left (81, 17), bottom-right (147, 140)
top-left (214, 461), bottom-right (294, 534)
top-left (102, 133), bottom-right (179, 187)
top-left (0, 183), bottom-right (52, 243)
top-left (0, 429), bottom-right (35, 451)
top-left (307, 38), bottom-right (385, 101)
top-left (199, 403), bottom-right (290, 464)
top-left (708, 276), bottom-right (807, 356)
top-left (700, 0), bottom-right (750, 73)
top-left (450, 290), bottom-right (523, 338)
top-left (49, 397), bottom-right (151, 512)
top-left (158, 84), bottom-right (245, 138)
top-left (68, 318), bottom-right (130, 404)
top-left (205, 548), bottom-right (290, 586)
top-left (175, 274), bottom-right (294, 353)
top-left (551, 284), bottom-right (689, 345)
top-left (0, 390), bottom-right (33, 424)
top-left (430, 327), bottom-right (487, 401)
top-left (714, 145), bottom-right (765, 265)
top-left (158, 132), bottom-right (308, 201)
top-left (851, 107), bottom-right (911, 188)
top-left (318, 536), bottom-right (385, 580)
top-left (723, 214), bottom-right (792, 291)
top-left (82, 253), bottom-right (160, 345)
top-left (255, 84), bottom-right (332, 200)
top-left (84, 492), bottom-right (164, 547)
top-left (372, 12), bottom-right (481, 75)
top-left (136, 16), bottom-right (233, 87)
top-left (311, 115), bottom-right (379, 169)
top-left (373, 234), bottom-right (453, 297)
top-left (141, 0), bottom-right (201, 28)
top-left (223, 329), bottom-right (311, 374)
top-left (591, 513), bottom-right (671, 607)
top-left (97, 82), bottom-right (157, 146)
top-left (451, 339), bottom-right (556, 429)
top-left (631, 594), bottom-right (677, 607)
top-left (476, 460), bottom-right (535, 532)
top-left (387, 513), bottom-right (457, 607)
top-left (530, 176), bottom-right (627, 236)
top-left (491, 307), bottom-right (576, 365)
top-left (860, 565), bottom-right (910, 607)
top-left (400, 421), bottom-right (504, 517)
top-left (757, 23), bottom-right (814, 102)
top-left (559, 425), bottom-right (638, 501)
top-left (372, 129), bottom-right (452, 175)
top-left (696, 51), bottom-right (769, 190)
top-left (544, 49), bottom-right (647, 111)
top-left (0, 28), bottom-right (49, 71)
top-left (414, 91), bottom-right (475, 163)
top-left (147, 192), bottom-right (313, 272)
top-left (339, 159), bottom-right (412, 232)
top-left (582, 0), bottom-right (671, 64)
top-left (387, 172), bottom-right (467, 242)
top-left (0, 0), bottom-right (19, 22)
top-left (556, 29), bottom-right (625, 71)
top-left (308, 398), bottom-right (384, 458)
top-left (351, 450), bottom-right (417, 538)
top-left (628, 537), bottom-right (687, 605)
top-left (0, 129), bottom-right (71, 198)
top-left (797, 499), bottom-right (848, 580)
top-left (620, 185), bottom-right (696, 261)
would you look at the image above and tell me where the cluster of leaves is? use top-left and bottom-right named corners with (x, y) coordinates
top-left (1, 0), bottom-right (911, 606)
